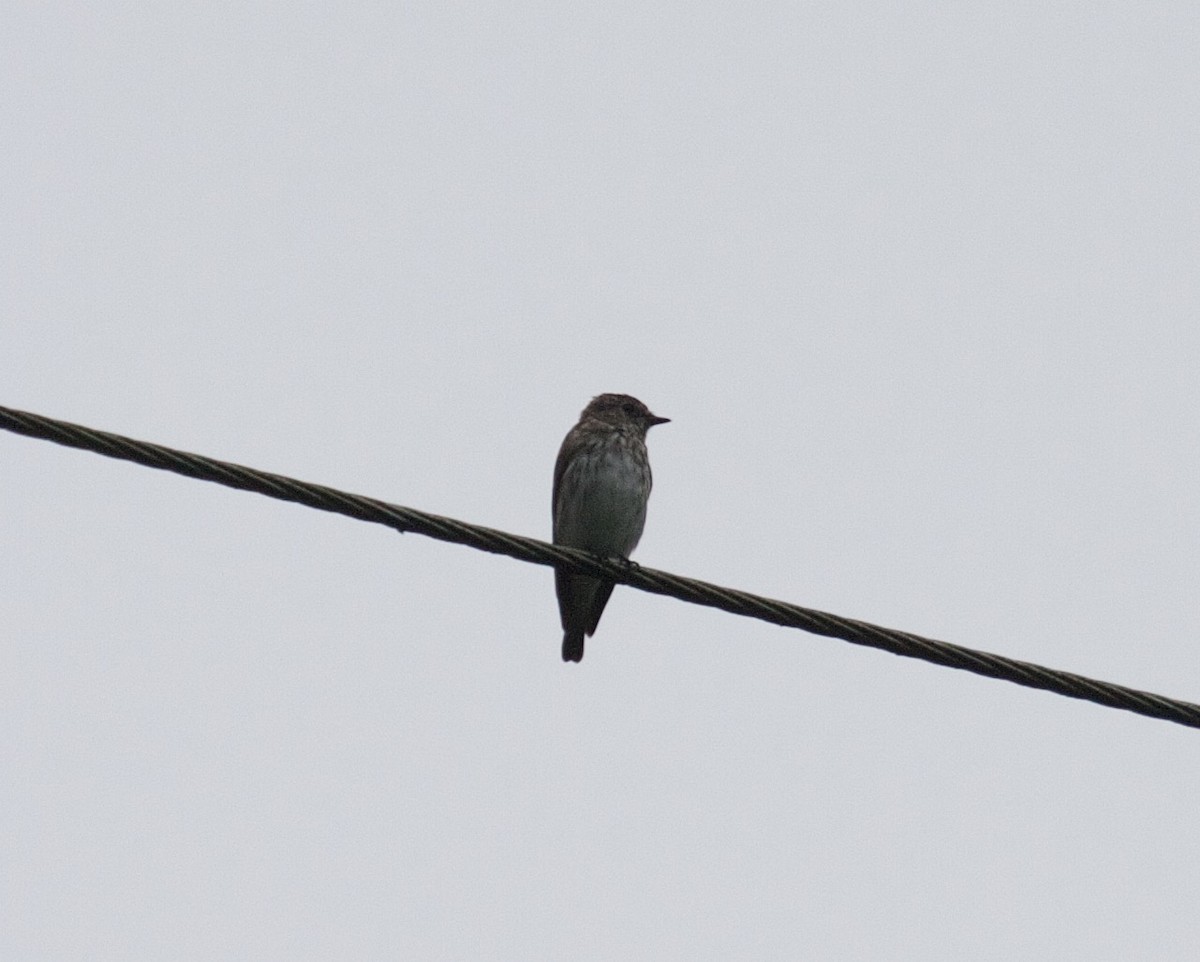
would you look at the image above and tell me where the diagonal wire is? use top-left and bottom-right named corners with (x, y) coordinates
top-left (2, 402), bottom-right (1198, 731)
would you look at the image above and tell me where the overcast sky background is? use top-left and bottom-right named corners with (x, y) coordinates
top-left (4, 4), bottom-right (1199, 959)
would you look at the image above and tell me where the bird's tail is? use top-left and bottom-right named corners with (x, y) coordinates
top-left (562, 630), bottom-right (584, 663)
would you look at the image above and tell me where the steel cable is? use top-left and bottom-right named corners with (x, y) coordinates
top-left (3, 402), bottom-right (1197, 730)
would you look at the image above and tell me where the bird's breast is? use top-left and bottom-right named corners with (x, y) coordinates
top-left (554, 440), bottom-right (651, 556)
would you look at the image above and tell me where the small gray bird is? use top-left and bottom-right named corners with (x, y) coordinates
top-left (552, 394), bottom-right (669, 662)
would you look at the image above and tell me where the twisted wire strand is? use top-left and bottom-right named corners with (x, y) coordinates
top-left (3, 402), bottom-right (1197, 730)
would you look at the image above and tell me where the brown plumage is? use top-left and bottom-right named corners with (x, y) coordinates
top-left (552, 394), bottom-right (669, 662)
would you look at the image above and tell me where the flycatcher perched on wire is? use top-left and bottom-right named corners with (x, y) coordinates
top-left (552, 394), bottom-right (669, 662)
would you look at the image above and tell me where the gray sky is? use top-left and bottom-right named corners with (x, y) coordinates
top-left (4, 3), bottom-right (1199, 959)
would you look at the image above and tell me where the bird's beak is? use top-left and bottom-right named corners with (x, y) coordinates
top-left (648, 415), bottom-right (670, 427)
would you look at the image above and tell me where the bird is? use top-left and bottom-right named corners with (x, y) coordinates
top-left (552, 394), bottom-right (669, 662)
